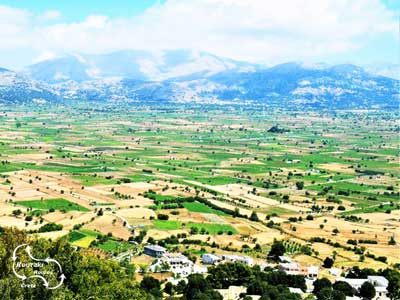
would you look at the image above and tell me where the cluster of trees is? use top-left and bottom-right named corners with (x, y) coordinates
top-left (313, 278), bottom-right (352, 300)
top-left (0, 227), bottom-right (153, 300)
top-left (346, 266), bottom-right (400, 300)
top-left (312, 266), bottom-right (400, 300)
top-left (38, 223), bottom-right (63, 233)
top-left (314, 278), bottom-right (374, 300)
top-left (149, 263), bottom-right (305, 299)
top-left (207, 263), bottom-right (305, 299)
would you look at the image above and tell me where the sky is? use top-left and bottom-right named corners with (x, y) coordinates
top-left (0, 0), bottom-right (398, 69)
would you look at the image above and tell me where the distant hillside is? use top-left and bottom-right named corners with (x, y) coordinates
top-left (0, 51), bottom-right (398, 109)
top-left (25, 50), bottom-right (256, 83)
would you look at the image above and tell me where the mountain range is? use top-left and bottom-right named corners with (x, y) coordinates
top-left (0, 50), bottom-right (398, 108)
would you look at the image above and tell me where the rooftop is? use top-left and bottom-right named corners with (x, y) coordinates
top-left (144, 244), bottom-right (167, 252)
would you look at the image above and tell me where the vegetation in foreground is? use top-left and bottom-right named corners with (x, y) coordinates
top-left (1, 228), bottom-right (399, 300)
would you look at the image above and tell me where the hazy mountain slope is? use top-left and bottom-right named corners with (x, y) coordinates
top-left (25, 50), bottom-right (256, 83)
top-left (196, 63), bottom-right (399, 108)
top-left (0, 69), bottom-right (60, 104)
top-left (1, 55), bottom-right (398, 108)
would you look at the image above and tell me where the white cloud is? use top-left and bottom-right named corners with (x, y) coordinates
top-left (39, 10), bottom-right (61, 21)
top-left (0, 0), bottom-right (397, 65)
top-left (0, 6), bottom-right (32, 49)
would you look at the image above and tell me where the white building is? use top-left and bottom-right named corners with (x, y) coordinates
top-left (278, 256), bottom-right (293, 263)
top-left (280, 262), bottom-right (301, 275)
top-left (329, 268), bottom-right (341, 277)
top-left (143, 244), bottom-right (167, 257)
top-left (339, 276), bottom-right (389, 300)
top-left (222, 254), bottom-right (254, 266)
top-left (279, 262), bottom-right (319, 279)
top-left (202, 253), bottom-right (222, 265)
top-left (150, 253), bottom-right (207, 277)
top-left (307, 266), bottom-right (319, 279)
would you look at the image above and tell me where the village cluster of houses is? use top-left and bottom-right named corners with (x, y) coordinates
top-left (202, 253), bottom-right (254, 266)
top-left (144, 245), bottom-right (254, 279)
top-left (143, 245), bottom-right (390, 300)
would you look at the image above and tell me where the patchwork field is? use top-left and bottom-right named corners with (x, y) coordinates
top-left (0, 104), bottom-right (398, 269)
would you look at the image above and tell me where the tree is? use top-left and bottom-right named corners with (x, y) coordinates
top-left (233, 207), bottom-right (240, 217)
top-left (380, 268), bottom-right (400, 300)
top-left (157, 213), bottom-right (169, 220)
top-left (317, 288), bottom-right (345, 300)
top-left (185, 274), bottom-right (222, 300)
top-left (38, 223), bottom-right (63, 232)
top-left (12, 209), bottom-right (22, 216)
top-left (306, 215), bottom-right (314, 220)
top-left (323, 257), bottom-right (334, 268)
top-left (313, 278), bottom-right (332, 295)
top-left (295, 181), bottom-right (304, 190)
top-left (268, 240), bottom-right (286, 260)
top-left (164, 281), bottom-right (174, 295)
top-left (207, 263), bottom-right (253, 289)
top-left (276, 291), bottom-right (302, 300)
top-left (176, 280), bottom-right (187, 294)
top-left (359, 281), bottom-right (375, 300)
top-left (333, 281), bottom-right (355, 296)
top-left (0, 227), bottom-right (151, 300)
top-left (140, 276), bottom-right (162, 297)
top-left (250, 211), bottom-right (259, 222)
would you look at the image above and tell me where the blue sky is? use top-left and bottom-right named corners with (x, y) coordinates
top-left (0, 0), bottom-right (398, 69)
top-left (0, 0), bottom-right (163, 22)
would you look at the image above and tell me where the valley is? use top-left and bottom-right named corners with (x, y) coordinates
top-left (0, 103), bottom-right (398, 279)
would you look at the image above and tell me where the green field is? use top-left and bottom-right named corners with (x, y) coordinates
top-left (17, 198), bottom-right (90, 212)
top-left (73, 175), bottom-right (120, 186)
top-left (341, 203), bottom-right (400, 215)
top-left (153, 220), bottom-right (182, 230)
top-left (69, 230), bottom-right (99, 248)
top-left (97, 240), bottom-right (132, 252)
top-left (183, 201), bottom-right (228, 216)
top-left (1, 103), bottom-right (399, 269)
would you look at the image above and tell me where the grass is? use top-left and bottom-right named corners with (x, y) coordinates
top-left (69, 231), bottom-right (86, 242)
top-left (71, 236), bottom-right (96, 248)
top-left (341, 204), bottom-right (400, 215)
top-left (17, 198), bottom-right (90, 212)
top-left (69, 228), bottom-right (132, 253)
top-left (72, 175), bottom-right (119, 186)
top-left (97, 240), bottom-right (132, 252)
top-left (69, 230), bottom-right (99, 248)
top-left (195, 176), bottom-right (246, 186)
top-left (153, 220), bottom-right (182, 230)
top-left (186, 222), bottom-right (238, 234)
top-left (262, 206), bottom-right (296, 216)
top-left (183, 201), bottom-right (228, 216)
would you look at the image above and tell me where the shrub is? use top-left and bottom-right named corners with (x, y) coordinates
top-left (157, 214), bottom-right (169, 220)
top-left (323, 257), bottom-right (334, 268)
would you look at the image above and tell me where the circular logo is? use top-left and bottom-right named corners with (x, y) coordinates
top-left (12, 244), bottom-right (65, 289)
